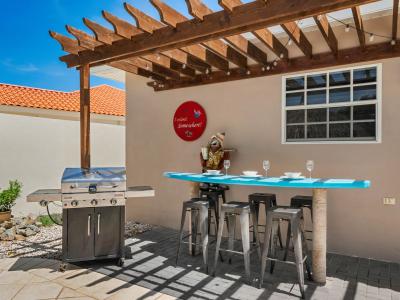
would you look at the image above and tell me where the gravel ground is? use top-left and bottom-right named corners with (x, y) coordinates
top-left (0, 221), bottom-right (152, 260)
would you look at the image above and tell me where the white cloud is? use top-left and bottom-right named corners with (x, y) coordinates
top-left (1, 59), bottom-right (39, 73)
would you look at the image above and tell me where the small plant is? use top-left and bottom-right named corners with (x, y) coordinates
top-left (37, 214), bottom-right (62, 227)
top-left (0, 180), bottom-right (22, 212)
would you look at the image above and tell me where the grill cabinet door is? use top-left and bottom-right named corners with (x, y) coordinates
top-left (65, 208), bottom-right (94, 260)
top-left (94, 206), bottom-right (122, 257)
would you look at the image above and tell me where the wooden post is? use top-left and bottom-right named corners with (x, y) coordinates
top-left (80, 64), bottom-right (91, 169)
top-left (312, 188), bottom-right (328, 283)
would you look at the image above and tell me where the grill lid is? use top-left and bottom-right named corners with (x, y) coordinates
top-left (61, 167), bottom-right (126, 193)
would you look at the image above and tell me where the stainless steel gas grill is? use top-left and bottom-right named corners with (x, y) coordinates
top-left (27, 167), bottom-right (154, 268)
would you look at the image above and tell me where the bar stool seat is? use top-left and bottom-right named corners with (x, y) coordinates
top-left (176, 198), bottom-right (209, 273)
top-left (213, 201), bottom-right (260, 282)
top-left (259, 206), bottom-right (312, 299)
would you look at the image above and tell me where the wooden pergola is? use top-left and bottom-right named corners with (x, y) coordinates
top-left (50, 0), bottom-right (399, 168)
top-left (51, 0), bottom-right (398, 284)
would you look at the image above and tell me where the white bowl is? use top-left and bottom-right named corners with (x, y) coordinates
top-left (206, 170), bottom-right (221, 175)
top-left (243, 171), bottom-right (258, 176)
top-left (284, 172), bottom-right (302, 178)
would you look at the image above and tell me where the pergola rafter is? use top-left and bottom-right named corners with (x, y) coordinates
top-left (218, 0), bottom-right (288, 59)
top-left (185, 0), bottom-right (269, 64)
top-left (49, 0), bottom-right (399, 92)
top-left (314, 14), bottom-right (338, 56)
top-left (352, 6), bottom-right (366, 47)
top-left (125, 2), bottom-right (228, 72)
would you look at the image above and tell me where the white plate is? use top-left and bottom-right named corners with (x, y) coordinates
top-left (202, 173), bottom-right (224, 177)
top-left (280, 176), bottom-right (306, 180)
top-left (240, 175), bottom-right (263, 179)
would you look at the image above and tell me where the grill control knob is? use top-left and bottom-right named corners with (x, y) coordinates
top-left (71, 200), bottom-right (78, 207)
top-left (91, 199), bottom-right (98, 206)
top-left (110, 199), bottom-right (117, 205)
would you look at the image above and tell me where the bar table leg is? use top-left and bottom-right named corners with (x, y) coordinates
top-left (312, 188), bottom-right (327, 284)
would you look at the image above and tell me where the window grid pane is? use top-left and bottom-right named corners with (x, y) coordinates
top-left (284, 65), bottom-right (378, 142)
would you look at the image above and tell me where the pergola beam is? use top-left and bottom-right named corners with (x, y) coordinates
top-left (352, 6), bottom-right (366, 47)
top-left (49, 31), bottom-right (85, 54)
top-left (314, 14), bottom-right (338, 55)
top-left (101, 12), bottom-right (196, 78)
top-left (151, 41), bottom-right (400, 91)
top-left (125, 2), bottom-right (226, 72)
top-left (59, 0), bottom-right (377, 68)
top-left (219, 0), bottom-right (288, 59)
top-left (185, 0), bottom-right (268, 65)
top-left (393, 0), bottom-right (399, 41)
top-left (281, 22), bottom-right (313, 58)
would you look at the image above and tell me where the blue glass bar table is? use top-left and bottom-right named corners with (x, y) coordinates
top-left (164, 172), bottom-right (371, 284)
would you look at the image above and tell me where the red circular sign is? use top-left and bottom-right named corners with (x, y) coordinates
top-left (173, 101), bottom-right (207, 141)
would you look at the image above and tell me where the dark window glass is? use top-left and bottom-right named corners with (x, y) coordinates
top-left (353, 67), bottom-right (376, 84)
top-left (329, 107), bottom-right (351, 121)
top-left (307, 74), bottom-right (326, 89)
top-left (287, 125), bottom-right (305, 140)
top-left (286, 92), bottom-right (304, 106)
top-left (307, 108), bottom-right (327, 123)
top-left (353, 104), bottom-right (376, 120)
top-left (287, 110), bottom-right (305, 124)
top-left (329, 87), bottom-right (350, 103)
top-left (286, 77), bottom-right (304, 91)
top-left (353, 84), bottom-right (376, 101)
top-left (329, 123), bottom-right (351, 138)
top-left (329, 71), bottom-right (350, 86)
top-left (353, 122), bottom-right (376, 138)
top-left (307, 90), bottom-right (326, 105)
top-left (307, 124), bottom-right (327, 139)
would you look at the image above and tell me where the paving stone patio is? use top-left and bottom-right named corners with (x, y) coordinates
top-left (0, 226), bottom-right (399, 300)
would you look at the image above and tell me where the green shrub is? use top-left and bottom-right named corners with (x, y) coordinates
top-left (0, 180), bottom-right (22, 212)
top-left (37, 214), bottom-right (62, 227)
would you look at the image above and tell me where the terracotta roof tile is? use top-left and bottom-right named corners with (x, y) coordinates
top-left (0, 83), bottom-right (125, 116)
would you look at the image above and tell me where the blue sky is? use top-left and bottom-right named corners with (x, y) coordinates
top-left (0, 0), bottom-right (233, 92)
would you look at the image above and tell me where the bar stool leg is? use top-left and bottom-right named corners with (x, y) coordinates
top-left (252, 201), bottom-right (260, 243)
top-left (227, 213), bottom-right (236, 264)
top-left (240, 210), bottom-right (251, 282)
top-left (259, 214), bottom-right (273, 288)
top-left (250, 203), bottom-right (261, 258)
top-left (292, 217), bottom-right (305, 299)
top-left (283, 222), bottom-right (291, 261)
top-left (213, 210), bottom-right (226, 276)
top-left (199, 205), bottom-right (209, 274)
top-left (269, 220), bottom-right (279, 274)
top-left (301, 228), bottom-right (313, 281)
top-left (277, 223), bottom-right (283, 249)
top-left (192, 209), bottom-right (200, 255)
top-left (176, 204), bottom-right (187, 265)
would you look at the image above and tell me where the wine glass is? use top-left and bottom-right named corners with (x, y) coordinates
top-left (306, 160), bottom-right (314, 179)
top-left (223, 160), bottom-right (231, 175)
top-left (263, 160), bottom-right (270, 177)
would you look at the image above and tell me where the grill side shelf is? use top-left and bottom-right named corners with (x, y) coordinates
top-left (27, 189), bottom-right (62, 203)
top-left (125, 186), bottom-right (155, 198)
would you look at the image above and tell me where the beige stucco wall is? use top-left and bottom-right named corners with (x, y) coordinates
top-left (125, 55), bottom-right (400, 262)
top-left (0, 109), bottom-right (125, 216)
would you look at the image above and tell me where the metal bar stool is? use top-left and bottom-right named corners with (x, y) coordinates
top-left (248, 193), bottom-right (283, 248)
top-left (259, 207), bottom-right (312, 299)
top-left (213, 201), bottom-right (260, 282)
top-left (283, 195), bottom-right (313, 261)
top-left (200, 184), bottom-right (229, 234)
top-left (176, 198), bottom-right (209, 273)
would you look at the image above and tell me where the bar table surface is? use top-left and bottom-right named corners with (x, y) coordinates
top-left (164, 171), bottom-right (371, 284)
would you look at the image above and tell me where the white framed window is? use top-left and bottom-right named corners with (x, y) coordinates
top-left (282, 64), bottom-right (382, 144)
